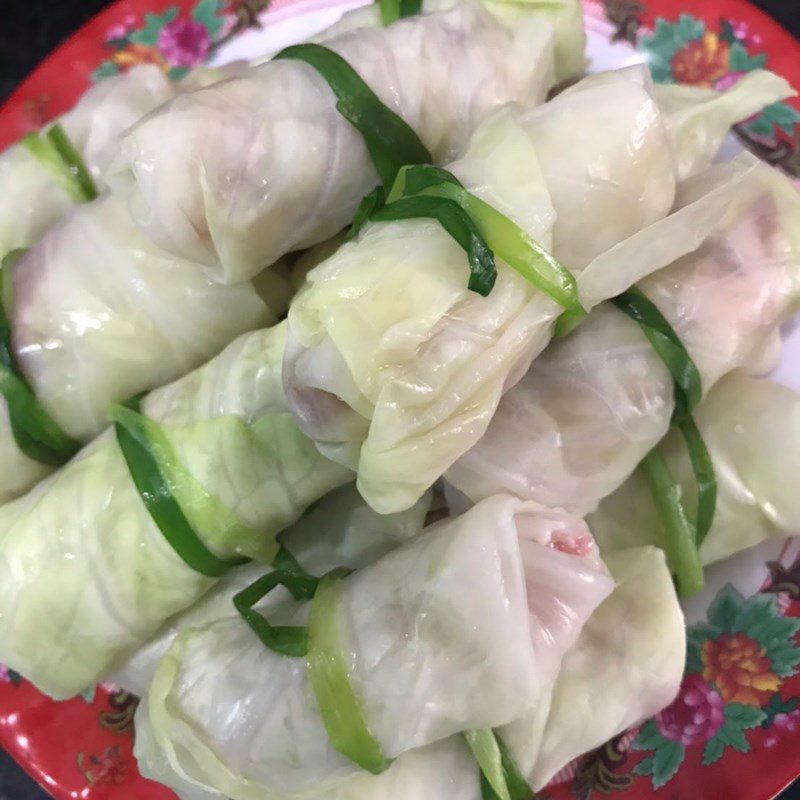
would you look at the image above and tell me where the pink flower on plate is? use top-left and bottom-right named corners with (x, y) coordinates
top-left (106, 14), bottom-right (138, 42)
top-left (713, 70), bottom-right (749, 92)
top-left (157, 19), bottom-right (212, 68)
top-left (655, 674), bottom-right (725, 746)
top-left (764, 709), bottom-right (800, 748)
top-left (729, 18), bottom-right (763, 48)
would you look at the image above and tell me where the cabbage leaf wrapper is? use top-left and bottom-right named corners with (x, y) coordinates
top-left (0, 194), bottom-right (282, 502)
top-left (0, 60), bottom-right (257, 257)
top-left (653, 69), bottom-right (796, 180)
top-left (447, 154), bottom-right (800, 515)
top-left (287, 65), bottom-right (760, 513)
top-left (314, 0), bottom-right (586, 82)
top-left (0, 66), bottom-right (175, 255)
top-left (111, 482), bottom-right (433, 697)
top-left (106, 3), bottom-right (559, 284)
top-left (589, 373), bottom-right (800, 566)
top-left (506, 545), bottom-right (685, 787)
top-left (134, 494), bottom-right (613, 799)
top-left (0, 322), bottom-right (351, 699)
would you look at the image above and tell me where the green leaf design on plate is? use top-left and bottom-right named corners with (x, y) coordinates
top-left (691, 586), bottom-right (800, 678)
top-left (129, 8), bottom-right (180, 45)
top-left (748, 102), bottom-right (800, 138)
top-left (725, 704), bottom-right (765, 729)
top-left (632, 755), bottom-right (655, 776)
top-left (80, 685), bottom-right (97, 704)
top-left (639, 14), bottom-right (706, 83)
top-left (631, 719), bottom-right (666, 751)
top-left (192, 0), bottom-right (225, 40)
top-left (707, 585), bottom-right (744, 632)
top-left (702, 703), bottom-right (767, 766)
top-left (686, 622), bottom-right (722, 673)
top-left (702, 736), bottom-right (725, 765)
top-left (719, 18), bottom-right (737, 45)
top-left (651, 739), bottom-right (684, 790)
top-left (91, 60), bottom-right (120, 81)
top-left (728, 41), bottom-right (767, 72)
top-left (745, 114), bottom-right (776, 137)
top-left (761, 693), bottom-right (800, 728)
top-left (702, 703), bottom-right (765, 761)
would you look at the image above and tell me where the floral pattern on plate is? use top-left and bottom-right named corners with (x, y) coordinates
top-left (602, 1), bottom-right (800, 174)
top-left (0, 1), bottom-right (798, 799)
top-left (91, 0), bottom-right (268, 80)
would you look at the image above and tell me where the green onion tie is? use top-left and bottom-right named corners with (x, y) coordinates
top-left (465, 729), bottom-right (535, 800)
top-left (307, 570), bottom-right (393, 774)
top-left (611, 288), bottom-right (717, 595)
top-left (274, 44), bottom-right (431, 188)
top-left (111, 398), bottom-right (249, 578)
top-left (0, 250), bottom-right (82, 465)
top-left (22, 123), bottom-right (98, 203)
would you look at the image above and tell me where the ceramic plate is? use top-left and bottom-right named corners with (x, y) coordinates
top-left (0, 0), bottom-right (799, 798)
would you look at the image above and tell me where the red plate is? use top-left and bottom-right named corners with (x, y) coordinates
top-left (0, 1), bottom-right (799, 798)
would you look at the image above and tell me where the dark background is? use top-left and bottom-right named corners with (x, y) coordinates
top-left (1, 0), bottom-right (799, 798)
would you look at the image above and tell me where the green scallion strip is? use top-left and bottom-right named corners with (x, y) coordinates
top-left (388, 165), bottom-right (582, 312)
top-left (611, 289), bottom-right (701, 422)
top-left (677, 415), bottom-right (717, 546)
top-left (371, 195), bottom-right (496, 295)
top-left (22, 123), bottom-right (98, 203)
top-left (640, 449), bottom-right (705, 598)
top-left (378, 0), bottom-right (422, 25)
top-left (611, 286), bottom-right (718, 583)
top-left (232, 546), bottom-right (320, 658)
top-left (612, 287), bottom-right (716, 595)
top-left (466, 729), bottom-right (535, 800)
top-left (274, 44), bottom-right (431, 188)
top-left (110, 398), bottom-right (249, 578)
top-left (466, 730), bottom-right (511, 800)
top-left (307, 570), bottom-right (393, 775)
top-left (345, 185), bottom-right (385, 242)
top-left (0, 251), bottom-right (82, 465)
top-left (553, 306), bottom-right (587, 338)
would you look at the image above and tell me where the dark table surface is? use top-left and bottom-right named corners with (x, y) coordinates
top-left (1, 0), bottom-right (800, 798)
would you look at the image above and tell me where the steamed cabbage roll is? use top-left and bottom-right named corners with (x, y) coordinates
top-left (315, 0), bottom-right (586, 82)
top-left (107, 3), bottom-right (560, 283)
top-left (0, 65), bottom-right (174, 254)
top-left (134, 494), bottom-right (613, 799)
top-left (288, 66), bottom-right (742, 513)
top-left (506, 546), bottom-right (685, 788)
top-left (0, 322), bottom-right (352, 699)
top-left (112, 483), bottom-right (433, 697)
top-left (0, 194), bottom-right (283, 502)
top-left (589, 373), bottom-right (800, 565)
top-left (447, 154), bottom-right (800, 514)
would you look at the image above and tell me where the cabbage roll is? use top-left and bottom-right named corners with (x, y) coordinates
top-left (112, 483), bottom-right (433, 697)
top-left (0, 322), bottom-right (352, 699)
top-left (589, 373), bottom-right (800, 565)
top-left (285, 67), bottom-right (712, 514)
top-left (508, 546), bottom-right (685, 789)
top-left (316, 0), bottom-right (585, 82)
top-left (0, 65), bottom-right (174, 254)
top-left (0, 194), bottom-right (282, 502)
top-left (447, 154), bottom-right (800, 514)
top-left (107, 3), bottom-right (560, 284)
top-left (134, 494), bottom-right (613, 798)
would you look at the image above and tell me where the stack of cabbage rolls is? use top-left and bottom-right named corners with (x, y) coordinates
top-left (0, 0), bottom-right (577, 502)
top-left (0, 2), bottom-right (799, 798)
